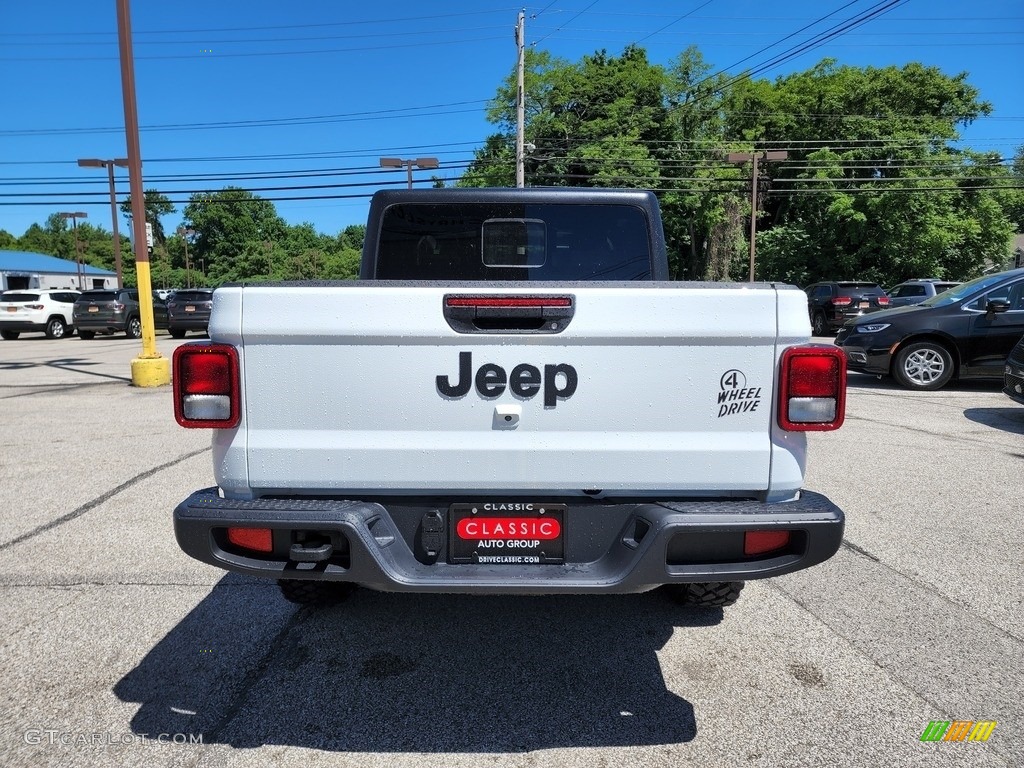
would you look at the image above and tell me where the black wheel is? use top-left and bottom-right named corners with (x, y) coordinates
top-left (892, 341), bottom-right (954, 390)
top-left (125, 316), bottom-right (142, 339)
top-left (0, 330), bottom-right (19, 340)
top-left (664, 581), bottom-right (745, 607)
top-left (168, 328), bottom-right (187, 339)
top-left (278, 580), bottom-right (356, 606)
top-left (78, 330), bottom-right (95, 340)
top-left (45, 317), bottom-right (67, 339)
top-left (811, 311), bottom-right (828, 337)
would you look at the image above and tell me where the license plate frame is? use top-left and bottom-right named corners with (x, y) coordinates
top-left (448, 503), bottom-right (565, 564)
top-left (858, 301), bottom-right (869, 309)
top-left (88, 306), bottom-right (99, 313)
top-left (185, 305), bottom-right (196, 312)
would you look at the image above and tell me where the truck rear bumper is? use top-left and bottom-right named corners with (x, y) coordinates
top-left (174, 489), bottom-right (844, 594)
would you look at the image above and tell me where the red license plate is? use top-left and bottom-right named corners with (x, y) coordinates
top-left (449, 503), bottom-right (565, 564)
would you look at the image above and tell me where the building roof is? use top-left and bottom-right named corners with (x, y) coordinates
top-left (0, 250), bottom-right (115, 276)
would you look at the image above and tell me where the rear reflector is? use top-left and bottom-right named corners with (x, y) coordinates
top-left (778, 346), bottom-right (846, 431)
top-left (744, 530), bottom-right (792, 556)
top-left (226, 527), bottom-right (273, 554)
top-left (173, 343), bottom-right (240, 428)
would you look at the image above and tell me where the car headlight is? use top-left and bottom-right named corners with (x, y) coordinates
top-left (856, 323), bottom-right (891, 333)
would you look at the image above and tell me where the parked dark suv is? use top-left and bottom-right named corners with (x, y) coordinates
top-left (166, 288), bottom-right (214, 338)
top-left (804, 281), bottom-right (890, 336)
top-left (72, 289), bottom-right (168, 339)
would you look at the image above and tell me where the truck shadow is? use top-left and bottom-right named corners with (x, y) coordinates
top-left (114, 574), bottom-right (707, 752)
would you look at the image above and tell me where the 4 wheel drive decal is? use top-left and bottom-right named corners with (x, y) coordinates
top-left (437, 351), bottom-right (578, 407)
top-left (717, 369), bottom-right (762, 417)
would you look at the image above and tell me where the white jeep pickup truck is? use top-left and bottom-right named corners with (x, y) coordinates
top-left (172, 188), bottom-right (846, 608)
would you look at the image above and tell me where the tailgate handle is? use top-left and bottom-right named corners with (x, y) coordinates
top-left (443, 294), bottom-right (575, 334)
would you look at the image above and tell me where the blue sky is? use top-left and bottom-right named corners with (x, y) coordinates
top-left (1, 0), bottom-right (1021, 241)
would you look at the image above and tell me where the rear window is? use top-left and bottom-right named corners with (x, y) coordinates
top-left (0, 293), bottom-right (40, 302)
top-left (77, 291), bottom-right (117, 302)
top-left (375, 202), bottom-right (653, 281)
top-left (836, 283), bottom-right (883, 295)
top-left (172, 291), bottom-right (213, 301)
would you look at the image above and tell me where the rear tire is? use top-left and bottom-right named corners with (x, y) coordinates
top-left (126, 316), bottom-right (142, 339)
top-left (811, 311), bottom-right (828, 337)
top-left (892, 341), bottom-right (954, 390)
top-left (0, 330), bottom-right (19, 340)
top-left (664, 581), bottom-right (745, 607)
top-left (169, 328), bottom-right (187, 339)
top-left (78, 330), bottom-right (95, 340)
top-left (278, 580), bottom-right (356, 606)
top-left (45, 317), bottom-right (67, 339)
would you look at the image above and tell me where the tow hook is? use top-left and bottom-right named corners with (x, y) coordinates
top-left (289, 540), bottom-right (333, 563)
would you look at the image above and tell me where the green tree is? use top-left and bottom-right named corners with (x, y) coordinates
top-left (0, 229), bottom-right (16, 250)
top-left (181, 187), bottom-right (287, 282)
top-left (722, 59), bottom-right (1013, 283)
top-left (120, 190), bottom-right (176, 246)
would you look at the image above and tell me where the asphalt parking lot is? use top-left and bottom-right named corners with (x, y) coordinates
top-left (0, 334), bottom-right (1021, 768)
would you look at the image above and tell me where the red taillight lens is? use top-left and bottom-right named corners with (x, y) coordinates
top-left (744, 530), bottom-right (792, 556)
top-left (226, 527), bottom-right (273, 553)
top-left (26, 304), bottom-right (44, 310)
top-left (831, 296), bottom-right (853, 307)
top-left (778, 346), bottom-right (846, 431)
top-left (876, 296), bottom-right (890, 307)
top-left (112, 302), bottom-right (125, 311)
top-left (172, 343), bottom-right (240, 428)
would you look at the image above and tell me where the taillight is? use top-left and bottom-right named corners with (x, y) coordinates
top-left (112, 302), bottom-right (125, 312)
top-left (26, 304), bottom-right (44, 310)
top-left (173, 343), bottom-right (240, 428)
top-left (778, 346), bottom-right (846, 431)
top-left (876, 296), bottom-right (890, 307)
top-left (831, 296), bottom-right (853, 307)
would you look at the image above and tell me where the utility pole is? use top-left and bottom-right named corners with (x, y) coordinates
top-left (57, 212), bottom-right (88, 290)
top-left (727, 149), bottom-right (788, 282)
top-left (77, 158), bottom-right (128, 288)
top-left (515, 9), bottom-right (526, 188)
top-left (178, 227), bottom-right (195, 288)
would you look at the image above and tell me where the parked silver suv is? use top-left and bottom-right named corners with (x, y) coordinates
top-left (885, 279), bottom-right (960, 308)
top-left (0, 289), bottom-right (80, 339)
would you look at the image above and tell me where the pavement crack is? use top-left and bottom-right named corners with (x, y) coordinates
top-left (0, 446), bottom-right (211, 553)
top-left (203, 607), bottom-right (312, 742)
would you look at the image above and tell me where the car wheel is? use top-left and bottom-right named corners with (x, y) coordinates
top-left (0, 330), bottom-right (19, 340)
top-left (126, 316), bottom-right (142, 339)
top-left (811, 311), bottom-right (828, 337)
top-left (168, 328), bottom-right (187, 339)
top-left (45, 317), bottom-right (67, 339)
top-left (892, 341), bottom-right (954, 390)
top-left (663, 581), bottom-right (745, 607)
top-left (277, 580), bottom-right (355, 606)
top-left (78, 330), bottom-right (95, 340)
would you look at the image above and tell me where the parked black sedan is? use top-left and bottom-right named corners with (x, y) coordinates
top-left (835, 267), bottom-right (1024, 390)
top-left (166, 288), bottom-right (214, 338)
top-left (1005, 334), bottom-right (1024, 405)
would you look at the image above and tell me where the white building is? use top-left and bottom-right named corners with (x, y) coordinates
top-left (0, 250), bottom-right (116, 291)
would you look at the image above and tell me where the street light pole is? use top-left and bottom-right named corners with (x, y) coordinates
top-left (727, 149), bottom-right (789, 282)
top-left (379, 157), bottom-right (440, 189)
top-left (78, 158), bottom-right (129, 288)
top-left (57, 212), bottom-right (88, 289)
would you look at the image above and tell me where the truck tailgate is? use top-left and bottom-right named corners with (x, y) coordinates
top-left (220, 283), bottom-right (788, 495)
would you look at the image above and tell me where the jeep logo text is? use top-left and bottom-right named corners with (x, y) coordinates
top-left (437, 351), bottom-right (578, 407)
